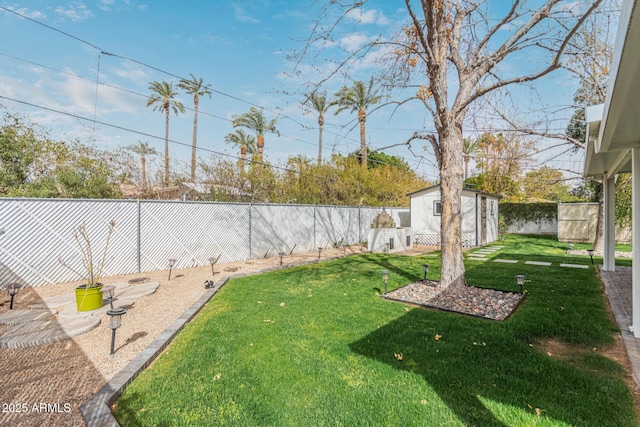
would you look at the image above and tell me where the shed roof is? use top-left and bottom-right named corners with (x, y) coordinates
top-left (406, 184), bottom-right (502, 200)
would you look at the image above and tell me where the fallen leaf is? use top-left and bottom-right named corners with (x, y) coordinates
top-left (435, 334), bottom-right (442, 341)
top-left (280, 302), bottom-right (285, 307)
top-left (213, 373), bottom-right (222, 381)
top-left (420, 400), bottom-right (427, 405)
top-left (394, 352), bottom-right (403, 361)
top-left (140, 408), bottom-right (146, 413)
top-left (547, 352), bottom-right (553, 357)
top-left (535, 408), bottom-right (543, 417)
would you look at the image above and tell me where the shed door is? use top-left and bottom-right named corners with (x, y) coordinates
top-left (481, 197), bottom-right (487, 244)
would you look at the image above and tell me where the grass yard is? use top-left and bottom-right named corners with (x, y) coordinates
top-left (113, 235), bottom-right (637, 426)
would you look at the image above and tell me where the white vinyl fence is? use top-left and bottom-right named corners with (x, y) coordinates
top-left (0, 198), bottom-right (408, 287)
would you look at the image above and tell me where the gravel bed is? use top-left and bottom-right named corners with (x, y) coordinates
top-left (567, 249), bottom-right (632, 258)
top-left (385, 280), bottom-right (525, 321)
top-left (0, 246), bottom-right (364, 426)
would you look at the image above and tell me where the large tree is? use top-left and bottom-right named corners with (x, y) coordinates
top-left (231, 107), bottom-right (279, 172)
top-left (146, 80), bottom-right (185, 187)
top-left (303, 90), bottom-right (332, 166)
top-left (301, 1), bottom-right (601, 289)
top-left (332, 77), bottom-right (382, 169)
top-left (178, 74), bottom-right (212, 182)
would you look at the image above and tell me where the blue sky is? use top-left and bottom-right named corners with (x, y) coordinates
top-left (0, 1), bottom-right (589, 183)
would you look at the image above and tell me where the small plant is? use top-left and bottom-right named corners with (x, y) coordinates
top-left (59, 220), bottom-right (116, 288)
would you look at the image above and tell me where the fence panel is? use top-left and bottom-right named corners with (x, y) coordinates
top-left (0, 199), bottom-right (138, 286)
top-left (140, 201), bottom-right (250, 271)
top-left (0, 199), bottom-right (410, 287)
top-left (315, 206), bottom-right (360, 249)
top-left (250, 204), bottom-right (315, 258)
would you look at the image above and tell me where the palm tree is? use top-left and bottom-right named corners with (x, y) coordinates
top-left (146, 80), bottom-right (185, 187)
top-left (231, 107), bottom-right (279, 172)
top-left (224, 129), bottom-right (257, 172)
top-left (178, 74), bottom-right (212, 182)
top-left (126, 141), bottom-right (158, 189)
top-left (303, 90), bottom-right (332, 166)
top-left (332, 77), bottom-right (382, 169)
top-left (462, 137), bottom-right (479, 180)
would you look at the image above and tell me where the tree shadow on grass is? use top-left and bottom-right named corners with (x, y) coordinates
top-left (349, 309), bottom-right (636, 427)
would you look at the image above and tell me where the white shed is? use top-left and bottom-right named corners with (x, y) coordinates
top-left (407, 185), bottom-right (501, 247)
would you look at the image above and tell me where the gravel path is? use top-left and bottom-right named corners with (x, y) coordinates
top-left (0, 246), bottom-right (362, 426)
top-left (386, 280), bottom-right (525, 321)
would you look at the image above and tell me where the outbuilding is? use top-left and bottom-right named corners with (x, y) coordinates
top-left (407, 184), bottom-right (501, 247)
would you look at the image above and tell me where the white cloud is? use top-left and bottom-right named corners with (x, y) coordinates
top-left (233, 4), bottom-right (260, 24)
top-left (3, 6), bottom-right (46, 19)
top-left (339, 33), bottom-right (373, 53)
top-left (345, 8), bottom-right (389, 25)
top-left (98, 0), bottom-right (115, 11)
top-left (110, 63), bottom-right (148, 85)
top-left (54, 1), bottom-right (93, 21)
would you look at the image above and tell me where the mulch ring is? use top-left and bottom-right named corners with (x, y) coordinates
top-left (384, 280), bottom-right (525, 321)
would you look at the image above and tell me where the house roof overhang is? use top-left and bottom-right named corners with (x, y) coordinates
top-left (584, 0), bottom-right (640, 179)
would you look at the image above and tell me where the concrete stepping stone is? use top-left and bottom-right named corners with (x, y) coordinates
top-left (494, 259), bottom-right (518, 264)
top-left (0, 316), bottom-right (101, 348)
top-left (117, 282), bottom-right (159, 300)
top-left (57, 299), bottom-right (135, 319)
top-left (560, 263), bottom-right (589, 269)
top-left (525, 261), bottom-right (552, 266)
top-left (29, 293), bottom-right (76, 310)
top-left (466, 257), bottom-right (488, 261)
top-left (0, 309), bottom-right (53, 325)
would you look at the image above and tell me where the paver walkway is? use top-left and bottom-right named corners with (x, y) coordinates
top-left (600, 267), bottom-right (640, 388)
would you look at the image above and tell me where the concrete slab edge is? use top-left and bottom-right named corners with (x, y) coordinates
top-left (79, 252), bottom-right (358, 426)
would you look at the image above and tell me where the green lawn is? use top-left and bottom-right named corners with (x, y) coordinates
top-left (114, 235), bottom-right (637, 426)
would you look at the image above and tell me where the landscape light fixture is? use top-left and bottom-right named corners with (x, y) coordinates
top-left (168, 258), bottom-right (177, 281)
top-left (423, 264), bottom-right (429, 281)
top-left (6, 283), bottom-right (20, 310)
top-left (208, 257), bottom-right (216, 277)
top-left (587, 249), bottom-right (594, 265)
top-left (101, 285), bottom-right (116, 309)
top-left (384, 243), bottom-right (390, 254)
top-left (107, 307), bottom-right (126, 356)
top-left (516, 275), bottom-right (526, 293)
top-left (342, 244), bottom-right (346, 256)
top-left (567, 242), bottom-right (574, 251)
top-left (278, 252), bottom-right (285, 266)
top-left (381, 270), bottom-right (389, 294)
top-left (318, 247), bottom-right (323, 259)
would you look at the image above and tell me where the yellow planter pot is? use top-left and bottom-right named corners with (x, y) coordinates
top-left (75, 284), bottom-right (104, 312)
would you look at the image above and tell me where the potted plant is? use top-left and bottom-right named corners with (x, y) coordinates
top-left (59, 220), bottom-right (116, 312)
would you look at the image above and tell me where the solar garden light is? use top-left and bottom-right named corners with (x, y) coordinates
top-left (318, 247), bottom-right (323, 259)
top-left (107, 307), bottom-right (126, 356)
top-left (587, 248), bottom-right (594, 265)
top-left (381, 270), bottom-right (389, 294)
top-left (6, 283), bottom-right (20, 310)
top-left (516, 275), bottom-right (526, 293)
top-left (384, 242), bottom-right (390, 254)
top-left (568, 242), bottom-right (574, 251)
top-left (278, 252), bottom-right (285, 266)
top-left (208, 257), bottom-right (217, 276)
top-left (101, 285), bottom-right (116, 310)
top-left (168, 258), bottom-right (177, 281)
top-left (423, 263), bottom-right (429, 281)
top-left (342, 244), bottom-right (346, 256)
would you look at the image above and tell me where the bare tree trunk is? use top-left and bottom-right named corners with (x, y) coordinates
top-left (358, 110), bottom-right (367, 169)
top-left (439, 129), bottom-right (467, 289)
top-left (164, 108), bottom-right (170, 187)
top-left (191, 97), bottom-right (199, 182)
